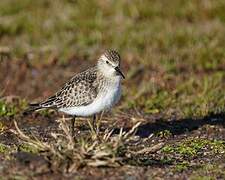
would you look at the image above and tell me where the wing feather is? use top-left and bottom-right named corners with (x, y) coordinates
top-left (39, 67), bottom-right (98, 109)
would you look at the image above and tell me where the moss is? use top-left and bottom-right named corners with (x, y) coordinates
top-left (190, 164), bottom-right (225, 179)
top-left (0, 100), bottom-right (18, 117)
top-left (0, 99), bottom-right (28, 117)
top-left (8, 174), bottom-right (28, 180)
top-left (155, 130), bottom-right (172, 138)
top-left (0, 0), bottom-right (224, 178)
top-left (0, 143), bottom-right (9, 153)
top-left (0, 0), bottom-right (225, 120)
top-left (162, 138), bottom-right (225, 158)
top-left (18, 144), bottom-right (40, 154)
top-left (0, 122), bottom-right (6, 133)
top-left (190, 176), bottom-right (213, 180)
top-left (175, 161), bottom-right (189, 172)
top-left (38, 109), bottom-right (54, 117)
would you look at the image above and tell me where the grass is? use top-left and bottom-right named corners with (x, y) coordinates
top-left (17, 143), bottom-right (40, 154)
top-left (0, 0), bottom-right (225, 178)
top-left (0, 98), bottom-right (27, 117)
top-left (189, 164), bottom-right (225, 179)
top-left (159, 138), bottom-right (225, 174)
top-left (155, 130), bottom-right (172, 138)
top-left (0, 143), bottom-right (9, 153)
top-left (0, 100), bottom-right (18, 117)
top-left (162, 138), bottom-right (225, 157)
top-left (0, 0), bottom-right (225, 119)
top-left (11, 118), bottom-right (143, 172)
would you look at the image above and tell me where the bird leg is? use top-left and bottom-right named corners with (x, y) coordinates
top-left (92, 114), bottom-right (97, 132)
top-left (71, 116), bottom-right (76, 137)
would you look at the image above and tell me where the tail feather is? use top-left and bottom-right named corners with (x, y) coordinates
top-left (23, 103), bottom-right (43, 115)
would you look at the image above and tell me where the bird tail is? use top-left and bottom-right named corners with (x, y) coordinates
top-left (23, 103), bottom-right (43, 115)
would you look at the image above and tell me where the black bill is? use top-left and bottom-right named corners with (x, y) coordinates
top-left (115, 67), bottom-right (125, 79)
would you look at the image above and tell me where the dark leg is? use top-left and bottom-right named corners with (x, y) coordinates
top-left (71, 116), bottom-right (76, 136)
top-left (92, 114), bottom-right (96, 131)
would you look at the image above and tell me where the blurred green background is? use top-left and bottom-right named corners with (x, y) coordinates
top-left (0, 0), bottom-right (225, 119)
top-left (0, 1), bottom-right (225, 178)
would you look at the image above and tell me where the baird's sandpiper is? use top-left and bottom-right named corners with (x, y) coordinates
top-left (27, 50), bottom-right (125, 134)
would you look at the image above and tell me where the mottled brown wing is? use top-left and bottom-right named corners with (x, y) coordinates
top-left (39, 67), bottom-right (98, 109)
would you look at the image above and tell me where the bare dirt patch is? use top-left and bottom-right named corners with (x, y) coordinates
top-left (0, 59), bottom-right (224, 179)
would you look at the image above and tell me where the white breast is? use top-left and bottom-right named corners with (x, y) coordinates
top-left (59, 78), bottom-right (121, 116)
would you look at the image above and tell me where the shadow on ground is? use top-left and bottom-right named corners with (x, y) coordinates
top-left (135, 112), bottom-right (225, 138)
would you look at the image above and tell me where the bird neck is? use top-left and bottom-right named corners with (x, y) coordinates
top-left (97, 65), bottom-right (121, 83)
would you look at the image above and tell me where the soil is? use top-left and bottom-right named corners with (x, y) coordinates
top-left (0, 58), bottom-right (224, 179)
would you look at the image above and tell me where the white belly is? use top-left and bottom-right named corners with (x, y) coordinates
top-left (59, 80), bottom-right (121, 116)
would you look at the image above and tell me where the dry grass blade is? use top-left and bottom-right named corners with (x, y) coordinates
top-left (96, 111), bottom-right (104, 132)
top-left (10, 120), bottom-right (51, 151)
top-left (87, 118), bottom-right (96, 139)
top-left (11, 120), bottom-right (65, 160)
top-left (56, 117), bottom-right (74, 148)
top-left (11, 117), bottom-right (144, 171)
top-left (102, 128), bottom-right (114, 142)
top-left (134, 143), bottom-right (165, 155)
top-left (123, 122), bottom-right (141, 139)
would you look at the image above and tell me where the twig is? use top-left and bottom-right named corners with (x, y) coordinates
top-left (133, 142), bottom-right (165, 155)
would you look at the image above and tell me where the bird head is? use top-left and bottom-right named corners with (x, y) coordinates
top-left (97, 49), bottom-right (125, 79)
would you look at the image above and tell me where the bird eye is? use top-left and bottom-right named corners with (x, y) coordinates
top-left (106, 61), bottom-right (109, 64)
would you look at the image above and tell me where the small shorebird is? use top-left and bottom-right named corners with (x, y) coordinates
top-left (27, 50), bottom-right (125, 134)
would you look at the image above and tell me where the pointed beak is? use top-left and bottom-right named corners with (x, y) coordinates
top-left (115, 67), bottom-right (125, 79)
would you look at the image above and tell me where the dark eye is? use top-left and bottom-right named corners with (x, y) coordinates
top-left (106, 61), bottom-right (109, 64)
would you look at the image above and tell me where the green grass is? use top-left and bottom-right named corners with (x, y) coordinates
top-left (162, 138), bottom-right (225, 158)
top-left (0, 99), bottom-right (27, 117)
top-left (1, 0), bottom-right (225, 62)
top-left (0, 143), bottom-right (9, 153)
top-left (190, 164), bottom-right (225, 179)
top-left (17, 143), bottom-right (40, 154)
top-left (0, 0), bottom-right (225, 178)
top-left (161, 138), bottom-right (225, 173)
top-left (0, 100), bottom-right (18, 117)
top-left (11, 119), bottom-right (141, 170)
top-left (155, 130), bottom-right (172, 138)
